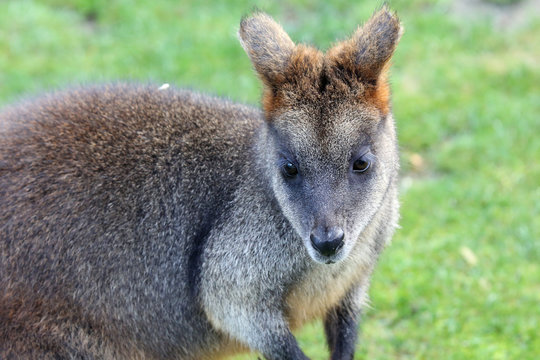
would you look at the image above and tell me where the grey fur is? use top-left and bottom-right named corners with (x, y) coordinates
top-left (0, 8), bottom-right (402, 360)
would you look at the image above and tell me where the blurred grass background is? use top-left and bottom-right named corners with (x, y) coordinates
top-left (1, 0), bottom-right (539, 358)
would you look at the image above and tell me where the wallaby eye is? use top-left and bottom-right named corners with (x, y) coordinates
top-left (353, 157), bottom-right (371, 173)
top-left (281, 161), bottom-right (298, 178)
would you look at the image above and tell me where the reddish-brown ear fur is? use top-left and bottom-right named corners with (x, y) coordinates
top-left (262, 45), bottom-right (324, 115)
top-left (364, 62), bottom-right (392, 115)
top-left (239, 8), bottom-right (402, 116)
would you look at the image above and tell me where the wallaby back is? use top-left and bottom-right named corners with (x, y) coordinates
top-left (1, 7), bottom-right (402, 360)
top-left (0, 84), bottom-right (263, 358)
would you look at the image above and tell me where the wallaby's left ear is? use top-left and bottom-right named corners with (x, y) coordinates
top-left (238, 12), bottom-right (295, 87)
top-left (328, 7), bottom-right (403, 85)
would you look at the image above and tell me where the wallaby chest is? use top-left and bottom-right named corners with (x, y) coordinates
top-left (285, 240), bottom-right (373, 330)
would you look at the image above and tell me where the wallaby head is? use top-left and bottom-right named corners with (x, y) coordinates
top-left (239, 8), bottom-right (402, 264)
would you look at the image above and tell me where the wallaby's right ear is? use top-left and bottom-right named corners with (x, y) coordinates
top-left (239, 12), bottom-right (295, 87)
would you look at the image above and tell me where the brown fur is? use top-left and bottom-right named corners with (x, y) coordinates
top-left (257, 7), bottom-right (402, 118)
top-left (262, 45), bottom-right (324, 115)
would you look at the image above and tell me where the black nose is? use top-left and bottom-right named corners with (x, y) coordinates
top-left (310, 227), bottom-right (345, 257)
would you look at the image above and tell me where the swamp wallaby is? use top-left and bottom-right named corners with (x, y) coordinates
top-left (0, 7), bottom-right (402, 360)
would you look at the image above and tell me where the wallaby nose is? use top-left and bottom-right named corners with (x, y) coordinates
top-left (310, 227), bottom-right (345, 257)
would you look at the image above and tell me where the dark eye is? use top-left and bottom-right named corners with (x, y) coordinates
top-left (353, 157), bottom-right (371, 173)
top-left (281, 161), bottom-right (298, 178)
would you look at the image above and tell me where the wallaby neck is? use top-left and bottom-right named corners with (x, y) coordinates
top-left (251, 121), bottom-right (279, 198)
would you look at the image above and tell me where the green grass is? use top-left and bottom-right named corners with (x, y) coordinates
top-left (484, 0), bottom-right (524, 5)
top-left (1, 0), bottom-right (539, 358)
